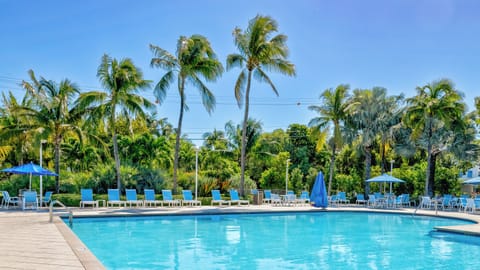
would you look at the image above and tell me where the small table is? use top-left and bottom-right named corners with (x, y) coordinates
top-left (97, 199), bottom-right (106, 207)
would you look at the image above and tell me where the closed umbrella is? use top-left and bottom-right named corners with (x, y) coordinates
top-left (1, 162), bottom-right (58, 205)
top-left (310, 171), bottom-right (328, 208)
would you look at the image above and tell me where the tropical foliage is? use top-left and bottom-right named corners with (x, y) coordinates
top-left (1, 16), bottom-right (479, 205)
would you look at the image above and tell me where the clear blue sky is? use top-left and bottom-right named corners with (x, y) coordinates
top-left (1, 0), bottom-right (479, 144)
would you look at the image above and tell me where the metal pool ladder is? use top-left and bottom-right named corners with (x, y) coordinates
top-left (49, 200), bottom-right (73, 226)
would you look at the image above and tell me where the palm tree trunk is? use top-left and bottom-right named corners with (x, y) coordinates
top-left (112, 132), bottom-right (121, 190)
top-left (173, 81), bottom-right (186, 194)
top-left (380, 139), bottom-right (386, 174)
top-left (364, 146), bottom-right (372, 195)
top-left (425, 119), bottom-right (433, 196)
top-left (327, 144), bottom-right (336, 196)
top-left (111, 107), bottom-right (121, 191)
top-left (425, 143), bottom-right (433, 196)
top-left (429, 153), bottom-right (437, 196)
top-left (240, 70), bottom-right (253, 196)
top-left (54, 133), bottom-right (62, 193)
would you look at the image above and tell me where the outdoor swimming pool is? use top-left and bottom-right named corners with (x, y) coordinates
top-left (68, 212), bottom-right (480, 269)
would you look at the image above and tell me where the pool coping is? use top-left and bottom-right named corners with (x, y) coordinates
top-left (54, 216), bottom-right (106, 269)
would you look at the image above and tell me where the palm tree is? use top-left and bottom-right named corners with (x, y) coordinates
top-left (150, 35), bottom-right (223, 192)
top-left (76, 54), bottom-right (153, 190)
top-left (227, 15), bottom-right (296, 195)
top-left (0, 91), bottom-right (34, 165)
top-left (308, 84), bottom-right (349, 196)
top-left (345, 87), bottom-right (392, 194)
top-left (19, 70), bottom-right (83, 193)
top-left (225, 119), bottom-right (263, 165)
top-left (203, 129), bottom-right (227, 150)
top-left (404, 79), bottom-right (465, 196)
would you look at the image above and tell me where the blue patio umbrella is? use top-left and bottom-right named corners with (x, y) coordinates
top-left (462, 177), bottom-right (480, 185)
top-left (1, 162), bottom-right (57, 196)
top-left (366, 173), bottom-right (405, 193)
top-left (310, 171), bottom-right (328, 208)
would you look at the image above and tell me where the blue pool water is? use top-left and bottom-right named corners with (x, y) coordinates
top-left (68, 212), bottom-right (480, 269)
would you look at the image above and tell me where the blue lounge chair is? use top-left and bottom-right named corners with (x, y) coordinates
top-left (41, 191), bottom-right (53, 207)
top-left (401, 194), bottom-right (412, 207)
top-left (182, 190), bottom-right (201, 206)
top-left (356, 194), bottom-right (367, 205)
top-left (161, 190), bottom-right (181, 207)
top-left (126, 189), bottom-right (144, 207)
top-left (298, 191), bottom-right (311, 205)
top-left (442, 194), bottom-right (453, 210)
top-left (22, 191), bottom-right (38, 210)
top-left (459, 196), bottom-right (468, 212)
top-left (80, 188), bottom-right (98, 208)
top-left (211, 190), bottom-right (230, 206)
top-left (107, 189), bottom-right (126, 208)
top-left (367, 194), bottom-right (377, 207)
top-left (144, 189), bottom-right (162, 207)
top-left (2, 191), bottom-right (20, 209)
top-left (229, 189), bottom-right (249, 206)
top-left (263, 190), bottom-right (272, 204)
top-left (337, 192), bottom-right (348, 204)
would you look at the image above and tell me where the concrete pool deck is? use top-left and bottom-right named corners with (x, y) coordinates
top-left (2, 205), bottom-right (480, 269)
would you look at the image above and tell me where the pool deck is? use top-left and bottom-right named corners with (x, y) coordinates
top-left (2, 205), bottom-right (480, 269)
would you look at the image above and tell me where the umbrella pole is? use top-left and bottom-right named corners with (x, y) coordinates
top-left (40, 175), bottom-right (43, 208)
top-left (29, 173), bottom-right (32, 190)
top-left (390, 182), bottom-right (392, 194)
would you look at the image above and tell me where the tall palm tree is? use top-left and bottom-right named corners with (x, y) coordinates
top-left (404, 79), bottom-right (465, 196)
top-left (345, 87), bottom-right (392, 194)
top-left (227, 15), bottom-right (296, 195)
top-left (150, 35), bottom-right (223, 192)
top-left (76, 54), bottom-right (153, 190)
top-left (19, 70), bottom-right (83, 193)
top-left (308, 84), bottom-right (349, 196)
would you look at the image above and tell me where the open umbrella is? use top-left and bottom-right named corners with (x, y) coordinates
top-left (366, 173), bottom-right (405, 193)
top-left (1, 162), bottom-right (57, 205)
top-left (462, 177), bottom-right (480, 185)
top-left (310, 171), bottom-right (328, 208)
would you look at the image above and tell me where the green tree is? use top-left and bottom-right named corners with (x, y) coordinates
top-left (20, 70), bottom-right (83, 193)
top-left (345, 87), bottom-right (392, 194)
top-left (308, 84), bottom-right (349, 196)
top-left (225, 119), bottom-right (263, 169)
top-left (404, 79), bottom-right (465, 196)
top-left (150, 35), bottom-right (223, 192)
top-left (227, 15), bottom-right (295, 195)
top-left (76, 54), bottom-right (153, 190)
top-left (0, 91), bottom-right (34, 165)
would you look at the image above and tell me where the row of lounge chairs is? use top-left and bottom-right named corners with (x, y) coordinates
top-left (80, 188), bottom-right (200, 208)
top-left (1, 190), bottom-right (53, 210)
top-left (328, 192), bottom-right (415, 208)
top-left (261, 190), bottom-right (311, 206)
top-left (419, 194), bottom-right (480, 213)
top-left (80, 188), bottom-right (251, 208)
